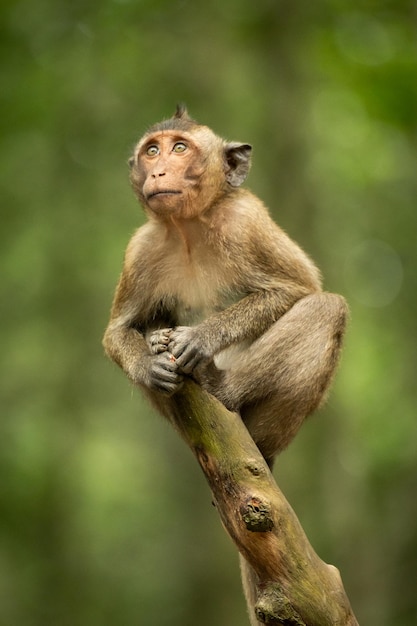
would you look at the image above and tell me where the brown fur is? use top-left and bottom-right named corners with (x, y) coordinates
top-left (103, 107), bottom-right (348, 624)
top-left (104, 107), bottom-right (347, 461)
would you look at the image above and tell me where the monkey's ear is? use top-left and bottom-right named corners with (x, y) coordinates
top-left (128, 156), bottom-right (135, 169)
top-left (224, 142), bottom-right (252, 187)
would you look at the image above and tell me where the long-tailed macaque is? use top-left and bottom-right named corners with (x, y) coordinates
top-left (103, 104), bottom-right (347, 465)
top-left (103, 106), bottom-right (348, 624)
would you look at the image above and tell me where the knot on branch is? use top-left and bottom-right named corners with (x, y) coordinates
top-left (240, 497), bottom-right (274, 532)
top-left (245, 460), bottom-right (267, 477)
top-left (255, 585), bottom-right (305, 625)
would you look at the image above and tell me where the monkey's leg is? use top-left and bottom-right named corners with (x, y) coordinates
top-left (216, 292), bottom-right (348, 464)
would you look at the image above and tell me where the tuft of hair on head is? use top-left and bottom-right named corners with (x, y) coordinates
top-left (173, 103), bottom-right (191, 120)
top-left (146, 104), bottom-right (199, 134)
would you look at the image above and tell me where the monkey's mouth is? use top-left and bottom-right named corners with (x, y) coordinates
top-left (147, 190), bottom-right (182, 200)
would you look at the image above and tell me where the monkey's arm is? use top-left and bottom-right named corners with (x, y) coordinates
top-left (103, 271), bottom-right (182, 395)
top-left (170, 206), bottom-right (323, 372)
top-left (169, 281), bottom-right (313, 373)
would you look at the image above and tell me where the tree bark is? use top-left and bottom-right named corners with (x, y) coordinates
top-left (164, 380), bottom-right (359, 626)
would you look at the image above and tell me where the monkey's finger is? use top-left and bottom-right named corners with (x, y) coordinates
top-left (150, 366), bottom-right (184, 392)
top-left (152, 362), bottom-right (182, 380)
top-left (151, 372), bottom-right (184, 392)
top-left (148, 340), bottom-right (168, 354)
top-left (152, 345), bottom-right (168, 354)
top-left (150, 330), bottom-right (172, 345)
top-left (173, 348), bottom-right (192, 366)
top-left (151, 337), bottom-right (170, 347)
top-left (156, 379), bottom-right (185, 396)
top-left (168, 327), bottom-right (194, 354)
top-left (169, 339), bottom-right (192, 359)
top-left (176, 351), bottom-right (202, 374)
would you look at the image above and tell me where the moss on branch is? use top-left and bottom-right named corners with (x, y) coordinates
top-left (164, 380), bottom-right (358, 626)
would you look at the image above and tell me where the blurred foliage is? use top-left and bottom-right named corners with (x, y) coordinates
top-left (1, 0), bottom-right (417, 624)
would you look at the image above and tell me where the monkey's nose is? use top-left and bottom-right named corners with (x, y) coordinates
top-left (152, 172), bottom-right (166, 178)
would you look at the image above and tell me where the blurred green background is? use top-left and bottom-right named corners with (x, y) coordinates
top-left (1, 0), bottom-right (416, 624)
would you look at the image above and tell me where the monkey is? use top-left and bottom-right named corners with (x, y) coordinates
top-left (103, 104), bottom-right (347, 466)
top-left (102, 105), bottom-right (348, 624)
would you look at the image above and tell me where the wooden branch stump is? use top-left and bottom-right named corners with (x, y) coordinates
top-left (164, 380), bottom-right (359, 626)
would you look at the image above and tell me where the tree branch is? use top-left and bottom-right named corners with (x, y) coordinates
top-left (164, 380), bottom-right (359, 626)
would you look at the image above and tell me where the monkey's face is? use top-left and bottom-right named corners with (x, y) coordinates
top-left (130, 129), bottom-right (224, 219)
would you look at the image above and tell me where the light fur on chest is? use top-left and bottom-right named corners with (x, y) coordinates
top-left (153, 246), bottom-right (229, 325)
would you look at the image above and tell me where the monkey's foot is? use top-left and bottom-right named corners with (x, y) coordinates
top-left (146, 328), bottom-right (173, 354)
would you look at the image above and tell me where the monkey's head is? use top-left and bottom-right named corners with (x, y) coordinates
top-left (129, 105), bottom-right (252, 219)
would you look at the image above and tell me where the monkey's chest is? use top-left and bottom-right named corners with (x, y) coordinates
top-left (154, 250), bottom-right (232, 325)
top-left (173, 271), bottom-right (225, 325)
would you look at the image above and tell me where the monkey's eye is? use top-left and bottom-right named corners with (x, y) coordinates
top-left (146, 145), bottom-right (160, 156)
top-left (172, 142), bottom-right (187, 153)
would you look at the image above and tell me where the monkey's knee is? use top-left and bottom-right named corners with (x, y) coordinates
top-left (288, 292), bottom-right (348, 379)
top-left (294, 291), bottom-right (348, 334)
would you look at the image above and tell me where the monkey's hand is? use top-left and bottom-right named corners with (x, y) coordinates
top-left (168, 326), bottom-right (211, 375)
top-left (142, 352), bottom-right (184, 395)
top-left (146, 328), bottom-right (173, 355)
